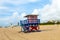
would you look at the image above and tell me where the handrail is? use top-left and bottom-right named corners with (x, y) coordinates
top-left (20, 19), bottom-right (40, 25)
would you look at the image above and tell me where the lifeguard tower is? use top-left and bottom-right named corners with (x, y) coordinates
top-left (20, 14), bottom-right (40, 33)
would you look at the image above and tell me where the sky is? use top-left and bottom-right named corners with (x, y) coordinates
top-left (0, 0), bottom-right (60, 26)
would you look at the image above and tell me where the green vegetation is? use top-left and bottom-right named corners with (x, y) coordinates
top-left (0, 26), bottom-right (2, 28)
top-left (40, 20), bottom-right (60, 25)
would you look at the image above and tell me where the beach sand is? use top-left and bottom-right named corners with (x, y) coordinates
top-left (0, 25), bottom-right (60, 40)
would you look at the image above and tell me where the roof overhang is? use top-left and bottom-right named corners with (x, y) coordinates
top-left (24, 14), bottom-right (38, 17)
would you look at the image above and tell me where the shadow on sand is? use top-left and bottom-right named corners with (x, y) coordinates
top-left (18, 29), bottom-right (55, 33)
top-left (41, 29), bottom-right (54, 32)
top-left (18, 30), bottom-right (41, 33)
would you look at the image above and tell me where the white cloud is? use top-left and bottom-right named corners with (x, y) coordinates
top-left (10, 12), bottom-right (20, 22)
top-left (1, 0), bottom-right (60, 26)
top-left (0, 11), bottom-right (19, 26)
top-left (20, 12), bottom-right (27, 20)
top-left (31, 0), bottom-right (60, 22)
top-left (0, 6), bottom-right (8, 9)
top-left (0, 11), bottom-right (27, 26)
top-left (31, 9), bottom-right (40, 15)
top-left (28, 0), bottom-right (40, 2)
top-left (0, 0), bottom-right (41, 5)
top-left (41, 0), bottom-right (60, 21)
top-left (9, 12), bottom-right (27, 25)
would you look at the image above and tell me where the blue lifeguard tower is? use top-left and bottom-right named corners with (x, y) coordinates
top-left (20, 14), bottom-right (40, 32)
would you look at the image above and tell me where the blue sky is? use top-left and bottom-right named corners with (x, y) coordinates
top-left (0, 0), bottom-right (60, 26)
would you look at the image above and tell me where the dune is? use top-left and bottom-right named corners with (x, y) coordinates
top-left (0, 25), bottom-right (60, 40)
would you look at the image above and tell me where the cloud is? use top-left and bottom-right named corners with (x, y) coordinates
top-left (31, 0), bottom-right (60, 22)
top-left (1, 0), bottom-right (60, 26)
top-left (31, 9), bottom-right (40, 15)
top-left (0, 11), bottom-right (27, 26)
top-left (28, 0), bottom-right (40, 2)
top-left (0, 11), bottom-right (19, 26)
top-left (40, 0), bottom-right (60, 21)
top-left (20, 12), bottom-right (27, 20)
top-left (0, 0), bottom-right (41, 5)
top-left (0, 6), bottom-right (8, 9)
top-left (9, 12), bottom-right (20, 22)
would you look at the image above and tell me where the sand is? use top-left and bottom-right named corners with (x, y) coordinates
top-left (0, 24), bottom-right (60, 40)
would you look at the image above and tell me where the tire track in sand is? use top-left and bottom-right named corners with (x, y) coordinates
top-left (0, 28), bottom-right (11, 40)
top-left (4, 28), bottom-right (28, 40)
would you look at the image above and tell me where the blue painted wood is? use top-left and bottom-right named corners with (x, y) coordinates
top-left (20, 19), bottom-right (40, 25)
top-left (20, 19), bottom-right (40, 30)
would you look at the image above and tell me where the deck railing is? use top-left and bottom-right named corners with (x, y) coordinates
top-left (20, 19), bottom-right (40, 25)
